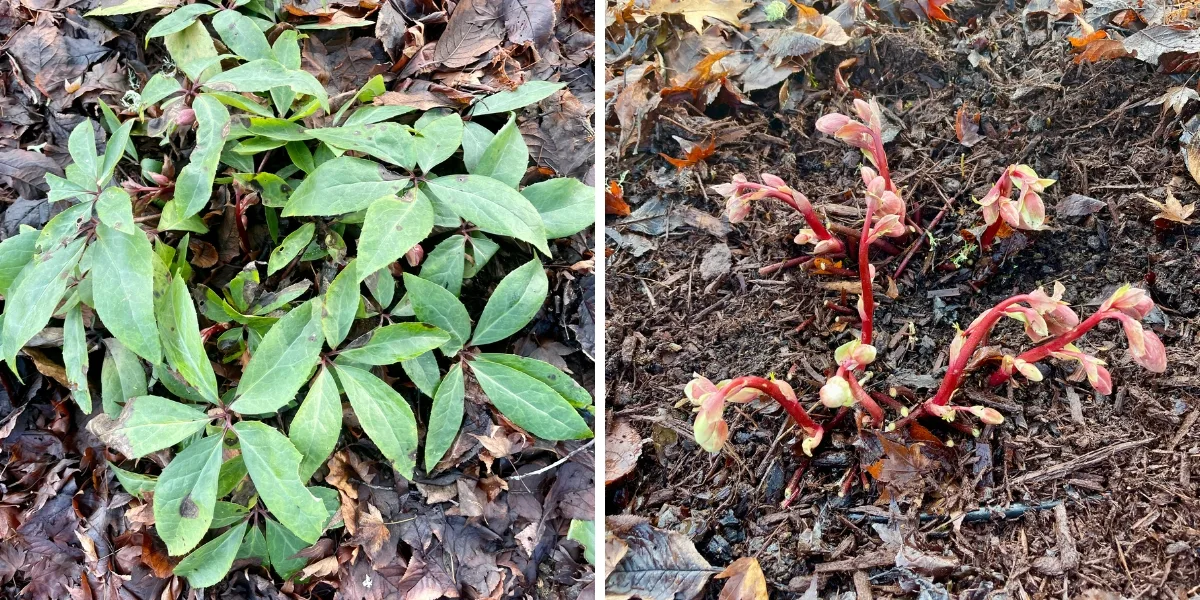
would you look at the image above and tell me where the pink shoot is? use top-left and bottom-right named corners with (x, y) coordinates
top-left (686, 374), bottom-right (824, 455)
top-left (976, 164), bottom-right (1055, 250)
top-left (712, 174), bottom-right (844, 254)
top-left (921, 284), bottom-right (1165, 425)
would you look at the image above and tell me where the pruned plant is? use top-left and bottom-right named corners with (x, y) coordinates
top-left (0, 9), bottom-right (595, 588)
top-left (692, 97), bottom-right (1166, 461)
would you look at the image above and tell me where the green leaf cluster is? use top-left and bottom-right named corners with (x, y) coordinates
top-left (4, 5), bottom-right (594, 588)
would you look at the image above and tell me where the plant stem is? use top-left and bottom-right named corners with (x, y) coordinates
top-left (726, 375), bottom-right (821, 433)
top-left (986, 309), bottom-right (1111, 386)
top-left (738, 182), bottom-right (838, 246)
top-left (858, 196), bottom-right (876, 345)
top-left (928, 294), bottom-right (1034, 406)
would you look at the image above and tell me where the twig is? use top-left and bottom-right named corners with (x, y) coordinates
top-left (508, 439), bottom-right (595, 481)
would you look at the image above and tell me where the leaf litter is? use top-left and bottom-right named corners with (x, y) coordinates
top-left (0, 0), bottom-right (598, 596)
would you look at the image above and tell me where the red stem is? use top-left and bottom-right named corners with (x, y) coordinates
top-left (986, 309), bottom-right (1112, 386)
top-left (858, 197), bottom-right (876, 345)
top-left (928, 294), bottom-right (1034, 406)
top-left (979, 219), bottom-right (1002, 251)
top-left (738, 182), bottom-right (837, 244)
top-left (724, 376), bottom-right (821, 433)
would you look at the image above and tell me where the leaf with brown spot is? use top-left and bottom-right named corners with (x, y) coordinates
top-left (715, 557), bottom-right (768, 600)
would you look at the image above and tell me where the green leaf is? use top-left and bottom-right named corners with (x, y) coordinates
top-left (206, 59), bottom-right (329, 112)
top-left (289, 366), bottom-right (341, 481)
top-left (96, 187), bottom-right (135, 234)
top-left (421, 176), bottom-right (551, 254)
top-left (206, 90), bottom-right (275, 118)
top-left (471, 114), bottom-right (527, 188)
top-left (307, 122), bottom-right (415, 169)
top-left (469, 81), bottom-right (565, 116)
top-left (412, 113), bottom-right (463, 173)
top-left (100, 120), bottom-right (135, 186)
top-left (93, 223), bottom-right (162, 363)
top-left (165, 21), bottom-right (220, 82)
top-left (401, 351), bottom-right (439, 397)
top-left (157, 275), bottom-right (220, 403)
top-left (67, 119), bottom-right (98, 183)
top-left (63, 304), bottom-right (91, 412)
top-left (109, 463), bottom-right (156, 496)
top-left (364, 267), bottom-right (394, 309)
top-left (267, 223), bottom-right (315, 275)
top-left (271, 31), bottom-right (302, 114)
top-left (234, 421), bottom-right (329, 543)
top-left (246, 117), bottom-right (311, 141)
top-left (36, 201), bottom-right (92, 253)
top-left (139, 73), bottom-right (183, 107)
top-left (1, 238), bottom-right (86, 367)
top-left (337, 323), bottom-right (450, 365)
top-left (402, 273), bottom-right (470, 355)
top-left (89, 395), bottom-right (210, 458)
top-left (567, 520), bottom-right (595, 564)
top-left (234, 525), bottom-right (267, 561)
top-left (424, 363), bottom-right (463, 472)
top-left (471, 259), bottom-right (547, 345)
top-left (146, 4), bottom-right (218, 39)
top-left (157, 201), bottom-right (209, 234)
top-left (464, 232), bottom-right (499, 278)
top-left (470, 360), bottom-right (591, 440)
top-left (98, 101), bottom-right (137, 163)
top-left (461, 121), bottom-right (494, 172)
top-left (343, 105), bottom-right (417, 127)
top-left (475, 353), bottom-right (591, 408)
top-left (154, 434), bottom-right (225, 555)
top-left (216, 454), bottom-right (247, 497)
top-left (211, 501), bottom-right (250, 528)
top-left (86, 0), bottom-right (173, 17)
top-left (212, 9), bottom-right (273, 62)
top-left (522, 178), bottom-right (595, 239)
top-left (100, 338), bottom-right (148, 417)
top-left (285, 141), bottom-right (315, 173)
top-left (165, 95), bottom-right (230, 228)
top-left (356, 190), bottom-right (434, 278)
top-left (173, 521), bottom-right (247, 588)
top-left (321, 261), bottom-right (359, 349)
top-left (282, 157), bottom-right (409, 217)
top-left (230, 300), bottom-right (323, 415)
top-left (265, 518), bottom-right (309, 579)
top-left (418, 235), bottom-right (465, 296)
top-left (0, 227), bottom-right (38, 296)
top-left (333, 364), bottom-right (419, 479)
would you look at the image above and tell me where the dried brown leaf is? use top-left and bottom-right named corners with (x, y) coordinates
top-left (715, 557), bottom-right (768, 600)
top-left (604, 419), bottom-right (641, 485)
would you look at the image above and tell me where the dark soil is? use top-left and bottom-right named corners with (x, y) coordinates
top-left (605, 6), bottom-right (1200, 598)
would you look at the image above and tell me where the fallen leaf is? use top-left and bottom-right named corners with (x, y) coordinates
top-left (1057, 194), bottom-right (1106, 217)
top-left (636, 0), bottom-right (753, 33)
top-left (715, 557), bottom-right (768, 600)
top-left (1123, 24), bottom-right (1200, 70)
top-left (659, 137), bottom-right (716, 169)
top-left (300, 555), bottom-right (339, 579)
top-left (1149, 86), bottom-right (1199, 115)
top-left (954, 105), bottom-right (984, 147)
top-left (605, 516), bottom-right (717, 600)
top-left (430, 0), bottom-right (505, 69)
top-left (1069, 17), bottom-right (1132, 63)
top-left (604, 419), bottom-right (641, 485)
top-left (606, 181), bottom-right (631, 216)
top-left (1146, 189), bottom-right (1195, 224)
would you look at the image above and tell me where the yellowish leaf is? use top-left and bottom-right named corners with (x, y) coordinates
top-left (715, 557), bottom-right (768, 600)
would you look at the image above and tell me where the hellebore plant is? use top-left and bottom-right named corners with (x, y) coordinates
top-left (690, 97), bottom-right (1168, 458)
top-left (976, 164), bottom-right (1055, 250)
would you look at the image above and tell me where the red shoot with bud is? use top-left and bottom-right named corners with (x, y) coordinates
top-left (688, 97), bottom-right (1167, 462)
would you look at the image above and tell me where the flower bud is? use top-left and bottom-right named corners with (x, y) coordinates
top-left (176, 108), bottom-right (196, 126)
top-left (968, 405), bottom-right (1004, 425)
top-left (820, 376), bottom-right (854, 408)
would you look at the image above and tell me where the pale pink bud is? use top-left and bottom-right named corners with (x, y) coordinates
top-left (761, 173), bottom-right (787, 188)
top-left (968, 406), bottom-right (1004, 425)
top-left (815, 113), bottom-right (852, 135)
top-left (820, 376), bottom-right (854, 408)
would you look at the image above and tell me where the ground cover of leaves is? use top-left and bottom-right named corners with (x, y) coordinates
top-left (0, 0), bottom-right (599, 597)
top-left (604, 0), bottom-right (1200, 597)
